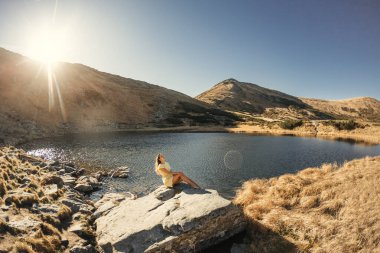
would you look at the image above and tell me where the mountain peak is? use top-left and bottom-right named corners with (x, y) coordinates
top-left (220, 78), bottom-right (240, 84)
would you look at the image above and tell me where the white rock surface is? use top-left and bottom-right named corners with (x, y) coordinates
top-left (95, 185), bottom-right (246, 253)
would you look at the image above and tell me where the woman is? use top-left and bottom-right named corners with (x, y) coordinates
top-left (155, 153), bottom-right (200, 188)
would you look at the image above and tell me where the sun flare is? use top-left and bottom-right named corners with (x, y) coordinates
top-left (28, 25), bottom-right (68, 64)
top-left (25, 24), bottom-right (69, 122)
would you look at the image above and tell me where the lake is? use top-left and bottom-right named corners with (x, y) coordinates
top-left (20, 132), bottom-right (380, 200)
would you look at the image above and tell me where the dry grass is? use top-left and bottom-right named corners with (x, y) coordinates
top-left (5, 192), bottom-right (39, 207)
top-left (13, 242), bottom-right (37, 253)
top-left (0, 147), bottom-right (67, 252)
top-left (40, 214), bottom-right (61, 227)
top-left (25, 234), bottom-right (61, 253)
top-left (234, 156), bottom-right (380, 252)
top-left (228, 121), bottom-right (380, 145)
top-left (57, 204), bottom-right (72, 221)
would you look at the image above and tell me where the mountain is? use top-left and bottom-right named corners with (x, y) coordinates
top-left (196, 78), bottom-right (307, 113)
top-left (0, 48), bottom-right (238, 144)
top-left (196, 79), bottom-right (380, 121)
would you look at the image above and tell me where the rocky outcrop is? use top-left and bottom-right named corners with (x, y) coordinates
top-left (95, 184), bottom-right (246, 253)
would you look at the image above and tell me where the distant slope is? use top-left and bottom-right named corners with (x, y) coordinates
top-left (197, 78), bottom-right (379, 121)
top-left (0, 48), bottom-right (238, 144)
top-left (300, 97), bottom-right (380, 122)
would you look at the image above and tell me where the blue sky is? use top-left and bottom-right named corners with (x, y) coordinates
top-left (0, 0), bottom-right (379, 100)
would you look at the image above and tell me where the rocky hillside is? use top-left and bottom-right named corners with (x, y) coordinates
top-left (0, 48), bottom-right (239, 144)
top-left (0, 146), bottom-right (101, 253)
top-left (197, 79), bottom-right (380, 121)
top-left (300, 97), bottom-right (380, 122)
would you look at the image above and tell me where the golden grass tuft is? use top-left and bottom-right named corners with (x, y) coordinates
top-left (39, 222), bottom-right (61, 237)
top-left (24, 234), bottom-right (61, 253)
top-left (234, 156), bottom-right (380, 252)
top-left (57, 204), bottom-right (72, 221)
top-left (40, 215), bottom-right (61, 229)
top-left (5, 192), bottom-right (39, 207)
top-left (0, 179), bottom-right (7, 197)
top-left (13, 242), bottom-right (37, 253)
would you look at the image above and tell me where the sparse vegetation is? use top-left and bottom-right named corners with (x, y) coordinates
top-left (234, 156), bottom-right (380, 252)
top-left (0, 147), bottom-right (97, 253)
top-left (57, 204), bottom-right (72, 221)
top-left (325, 119), bottom-right (361, 131)
top-left (279, 119), bottom-right (303, 130)
top-left (13, 242), bottom-right (37, 253)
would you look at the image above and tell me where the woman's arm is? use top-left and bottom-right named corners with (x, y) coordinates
top-left (157, 167), bottom-right (172, 177)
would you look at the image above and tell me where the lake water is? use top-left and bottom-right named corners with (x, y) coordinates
top-left (20, 132), bottom-right (380, 200)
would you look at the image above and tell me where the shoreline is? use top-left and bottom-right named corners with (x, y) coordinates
top-left (1, 146), bottom-right (379, 252)
top-left (11, 122), bottom-right (380, 147)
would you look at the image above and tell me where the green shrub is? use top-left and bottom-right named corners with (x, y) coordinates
top-left (279, 119), bottom-right (303, 130)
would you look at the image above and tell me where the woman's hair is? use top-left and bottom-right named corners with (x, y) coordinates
top-left (154, 153), bottom-right (163, 175)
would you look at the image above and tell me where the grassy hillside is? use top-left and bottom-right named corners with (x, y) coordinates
top-left (300, 97), bottom-right (380, 122)
top-left (0, 48), bottom-right (238, 144)
top-left (234, 156), bottom-right (380, 252)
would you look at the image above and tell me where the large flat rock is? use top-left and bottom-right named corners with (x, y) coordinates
top-left (95, 185), bottom-right (246, 253)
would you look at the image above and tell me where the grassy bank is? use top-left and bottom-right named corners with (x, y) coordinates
top-left (227, 121), bottom-right (380, 145)
top-left (234, 156), bottom-right (380, 252)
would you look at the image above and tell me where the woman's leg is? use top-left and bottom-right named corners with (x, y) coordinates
top-left (172, 172), bottom-right (200, 188)
top-left (172, 173), bottom-right (182, 185)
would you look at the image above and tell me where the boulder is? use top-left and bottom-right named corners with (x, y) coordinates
top-left (49, 160), bottom-right (60, 167)
top-left (43, 184), bottom-right (59, 197)
top-left (7, 216), bottom-right (41, 232)
top-left (68, 222), bottom-right (87, 236)
top-left (95, 185), bottom-right (246, 253)
top-left (76, 176), bottom-right (102, 189)
top-left (57, 169), bottom-right (66, 175)
top-left (74, 184), bottom-right (93, 193)
top-left (41, 175), bottom-right (64, 188)
top-left (64, 165), bottom-right (76, 173)
top-left (152, 186), bottom-right (176, 201)
top-left (69, 244), bottom-right (97, 253)
top-left (109, 166), bottom-right (129, 178)
top-left (94, 193), bottom-right (136, 219)
top-left (61, 198), bottom-right (85, 213)
top-left (38, 203), bottom-right (61, 214)
top-left (62, 175), bottom-right (77, 187)
top-left (77, 168), bottom-right (86, 176)
top-left (94, 192), bottom-right (136, 208)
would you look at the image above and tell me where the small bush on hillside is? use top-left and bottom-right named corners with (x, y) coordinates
top-left (326, 119), bottom-right (360, 131)
top-left (279, 119), bottom-right (303, 130)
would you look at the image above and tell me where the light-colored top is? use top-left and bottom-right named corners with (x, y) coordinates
top-left (157, 162), bottom-right (173, 187)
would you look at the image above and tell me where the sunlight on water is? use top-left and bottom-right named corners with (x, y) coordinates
top-left (27, 148), bottom-right (65, 161)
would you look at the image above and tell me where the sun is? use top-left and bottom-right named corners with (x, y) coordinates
top-left (25, 24), bottom-right (69, 122)
top-left (27, 25), bottom-right (68, 64)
